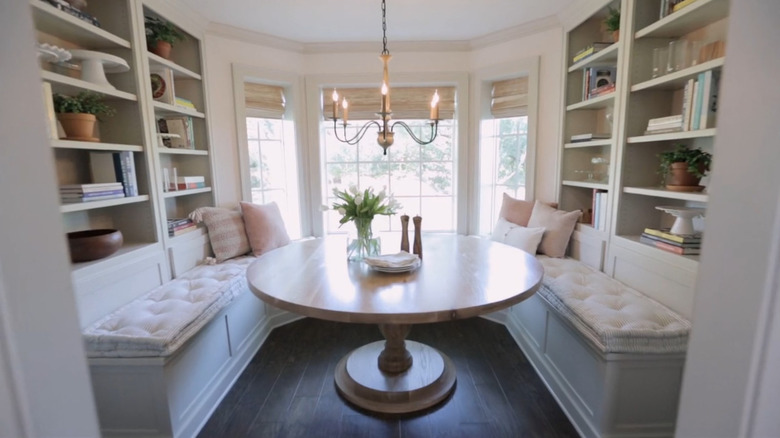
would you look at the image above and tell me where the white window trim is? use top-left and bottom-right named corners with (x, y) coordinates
top-left (469, 57), bottom-right (540, 235)
top-left (304, 71), bottom-right (469, 237)
top-left (231, 63), bottom-right (313, 237)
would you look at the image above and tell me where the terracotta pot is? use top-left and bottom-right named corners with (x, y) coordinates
top-left (57, 113), bottom-right (98, 141)
top-left (666, 162), bottom-right (703, 189)
top-left (612, 30), bottom-right (620, 42)
top-left (149, 40), bottom-right (172, 59)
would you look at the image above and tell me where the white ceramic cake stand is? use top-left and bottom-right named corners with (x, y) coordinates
top-left (69, 50), bottom-right (130, 90)
top-left (655, 206), bottom-right (705, 235)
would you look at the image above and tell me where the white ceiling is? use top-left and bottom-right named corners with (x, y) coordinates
top-left (186, 0), bottom-right (577, 43)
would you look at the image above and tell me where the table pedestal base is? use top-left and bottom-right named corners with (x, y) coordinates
top-left (335, 340), bottom-right (456, 414)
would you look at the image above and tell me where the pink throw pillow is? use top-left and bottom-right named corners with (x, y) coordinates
top-left (499, 193), bottom-right (535, 226)
top-left (527, 201), bottom-right (581, 258)
top-left (240, 201), bottom-right (291, 256)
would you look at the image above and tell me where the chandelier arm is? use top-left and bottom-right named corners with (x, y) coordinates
top-left (331, 118), bottom-right (382, 145)
top-left (389, 121), bottom-right (439, 146)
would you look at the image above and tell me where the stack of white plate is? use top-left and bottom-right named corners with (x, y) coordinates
top-left (363, 252), bottom-right (421, 273)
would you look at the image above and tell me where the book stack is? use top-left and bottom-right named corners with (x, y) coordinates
top-left (640, 228), bottom-right (702, 255)
top-left (582, 67), bottom-right (617, 101)
top-left (176, 176), bottom-right (205, 190)
top-left (570, 133), bottom-right (610, 143)
top-left (89, 151), bottom-right (138, 197)
top-left (167, 218), bottom-right (197, 237)
top-left (175, 97), bottom-right (196, 110)
top-left (645, 114), bottom-right (683, 135)
top-left (572, 42), bottom-right (612, 64)
top-left (42, 0), bottom-right (101, 27)
top-left (60, 183), bottom-right (125, 203)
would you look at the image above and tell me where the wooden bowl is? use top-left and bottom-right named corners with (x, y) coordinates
top-left (67, 229), bottom-right (123, 263)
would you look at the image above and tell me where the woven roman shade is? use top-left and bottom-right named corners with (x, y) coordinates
top-left (244, 82), bottom-right (286, 119)
top-left (323, 86), bottom-right (455, 120)
top-left (490, 77), bottom-right (528, 118)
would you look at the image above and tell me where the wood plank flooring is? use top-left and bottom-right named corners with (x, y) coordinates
top-left (197, 317), bottom-right (579, 438)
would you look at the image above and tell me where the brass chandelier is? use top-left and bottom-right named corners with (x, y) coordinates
top-left (329, 0), bottom-right (440, 155)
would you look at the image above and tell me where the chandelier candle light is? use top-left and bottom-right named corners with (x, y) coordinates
top-left (329, 0), bottom-right (441, 155)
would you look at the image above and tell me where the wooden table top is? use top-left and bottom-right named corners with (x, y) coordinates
top-left (246, 234), bottom-right (543, 325)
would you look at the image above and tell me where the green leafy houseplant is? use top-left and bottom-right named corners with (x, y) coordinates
top-left (604, 6), bottom-right (621, 32)
top-left (658, 144), bottom-right (712, 179)
top-left (53, 91), bottom-right (115, 117)
top-left (145, 16), bottom-right (185, 46)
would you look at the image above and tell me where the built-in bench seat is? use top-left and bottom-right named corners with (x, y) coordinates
top-left (506, 255), bottom-right (691, 438)
top-left (84, 253), bottom-right (298, 438)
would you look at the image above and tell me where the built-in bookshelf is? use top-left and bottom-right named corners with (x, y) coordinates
top-left (558, 0), bottom-right (623, 268)
top-left (558, 0), bottom-right (728, 306)
top-left (31, 0), bottom-right (161, 275)
top-left (137, 2), bottom-right (215, 243)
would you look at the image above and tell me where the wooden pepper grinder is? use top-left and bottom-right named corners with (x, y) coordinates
top-left (412, 215), bottom-right (422, 260)
top-left (400, 215), bottom-right (410, 252)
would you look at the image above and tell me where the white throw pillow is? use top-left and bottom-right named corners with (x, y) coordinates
top-left (491, 218), bottom-right (546, 255)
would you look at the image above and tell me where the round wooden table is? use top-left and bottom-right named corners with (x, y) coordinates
top-left (246, 235), bottom-right (543, 414)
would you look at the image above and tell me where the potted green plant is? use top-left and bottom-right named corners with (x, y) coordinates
top-left (658, 143), bottom-right (712, 191)
top-left (144, 16), bottom-right (184, 59)
top-left (53, 91), bottom-right (115, 142)
top-left (604, 6), bottom-right (620, 42)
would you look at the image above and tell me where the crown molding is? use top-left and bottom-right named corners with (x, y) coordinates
top-left (469, 15), bottom-right (561, 49)
top-left (205, 14), bottom-right (560, 54)
top-left (207, 22), bottom-right (304, 52)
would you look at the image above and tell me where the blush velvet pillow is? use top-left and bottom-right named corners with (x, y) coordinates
top-left (189, 206), bottom-right (251, 262)
top-left (498, 193), bottom-right (535, 227)
top-left (527, 201), bottom-right (581, 258)
top-left (240, 201), bottom-right (291, 256)
top-left (491, 218), bottom-right (545, 255)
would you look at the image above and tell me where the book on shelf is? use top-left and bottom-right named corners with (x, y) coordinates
top-left (176, 176), bottom-right (206, 190)
top-left (681, 78), bottom-right (695, 131)
top-left (644, 126), bottom-right (684, 135)
top-left (59, 182), bottom-right (123, 192)
top-left (643, 227), bottom-right (702, 244)
top-left (699, 69), bottom-right (720, 129)
top-left (60, 188), bottom-right (125, 199)
top-left (640, 235), bottom-right (701, 255)
top-left (167, 217), bottom-right (193, 229)
top-left (672, 0), bottom-right (699, 13)
top-left (691, 73), bottom-right (706, 130)
top-left (640, 232), bottom-right (701, 248)
top-left (572, 42), bottom-right (612, 64)
top-left (167, 218), bottom-right (197, 236)
top-left (89, 151), bottom-right (138, 197)
top-left (174, 97), bottom-right (196, 110)
top-left (170, 223), bottom-right (198, 237)
top-left (158, 117), bottom-right (195, 149)
top-left (61, 193), bottom-right (126, 203)
top-left (150, 66), bottom-right (175, 105)
top-left (588, 82), bottom-right (616, 99)
top-left (647, 114), bottom-right (683, 127)
top-left (591, 190), bottom-right (609, 232)
top-left (570, 133), bottom-right (611, 142)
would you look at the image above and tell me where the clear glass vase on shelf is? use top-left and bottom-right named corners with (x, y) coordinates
top-left (346, 217), bottom-right (381, 262)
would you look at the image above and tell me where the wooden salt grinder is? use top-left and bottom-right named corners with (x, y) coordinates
top-left (412, 215), bottom-right (422, 260)
top-left (400, 215), bottom-right (410, 252)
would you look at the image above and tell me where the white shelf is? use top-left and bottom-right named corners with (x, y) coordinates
top-left (60, 195), bottom-right (150, 213)
top-left (635, 0), bottom-right (729, 39)
top-left (623, 186), bottom-right (709, 202)
top-left (564, 139), bottom-right (612, 149)
top-left (567, 93), bottom-right (615, 111)
top-left (147, 52), bottom-right (201, 80)
top-left (162, 187), bottom-right (212, 198)
top-left (569, 43), bottom-right (619, 73)
top-left (562, 180), bottom-right (610, 190)
top-left (30, 1), bottom-right (131, 49)
top-left (628, 128), bottom-right (716, 143)
top-left (631, 58), bottom-right (725, 92)
top-left (153, 101), bottom-right (205, 118)
top-left (70, 241), bottom-right (158, 275)
top-left (51, 139), bottom-right (143, 151)
top-left (41, 70), bottom-right (137, 101)
top-left (158, 148), bottom-right (208, 156)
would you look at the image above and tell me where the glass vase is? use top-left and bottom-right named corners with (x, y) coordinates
top-left (347, 217), bottom-right (381, 261)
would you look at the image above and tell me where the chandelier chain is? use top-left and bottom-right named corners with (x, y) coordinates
top-left (381, 0), bottom-right (389, 55)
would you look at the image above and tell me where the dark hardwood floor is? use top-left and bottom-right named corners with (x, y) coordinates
top-left (197, 317), bottom-right (579, 438)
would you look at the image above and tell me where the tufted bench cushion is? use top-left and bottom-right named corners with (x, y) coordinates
top-left (83, 256), bottom-right (256, 357)
top-left (537, 256), bottom-right (691, 354)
